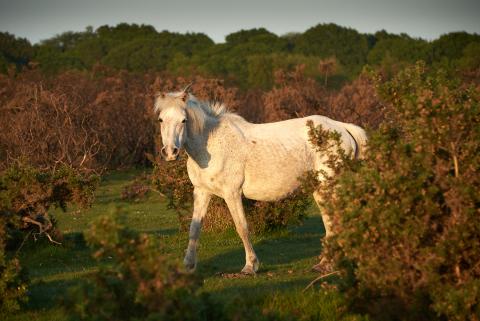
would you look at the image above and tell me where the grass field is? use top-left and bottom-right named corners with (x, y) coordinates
top-left (8, 169), bottom-right (367, 321)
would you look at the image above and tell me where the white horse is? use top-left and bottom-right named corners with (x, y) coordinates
top-left (154, 87), bottom-right (367, 274)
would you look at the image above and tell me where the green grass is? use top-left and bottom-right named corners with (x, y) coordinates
top-left (8, 169), bottom-right (366, 321)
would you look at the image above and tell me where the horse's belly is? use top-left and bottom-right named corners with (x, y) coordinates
top-left (242, 147), bottom-right (314, 201)
top-left (242, 176), bottom-right (301, 201)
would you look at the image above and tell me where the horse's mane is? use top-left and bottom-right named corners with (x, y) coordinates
top-left (154, 91), bottom-right (240, 135)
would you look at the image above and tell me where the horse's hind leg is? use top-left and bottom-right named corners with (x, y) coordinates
top-left (312, 190), bottom-right (334, 273)
top-left (224, 191), bottom-right (259, 274)
top-left (312, 191), bottom-right (332, 238)
top-left (184, 187), bottom-right (211, 272)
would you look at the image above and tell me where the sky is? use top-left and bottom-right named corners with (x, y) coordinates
top-left (0, 0), bottom-right (479, 44)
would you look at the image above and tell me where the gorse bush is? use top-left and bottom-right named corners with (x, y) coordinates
top-left (314, 63), bottom-right (480, 320)
top-left (67, 211), bottom-right (224, 321)
top-left (0, 233), bottom-right (27, 318)
top-left (0, 161), bottom-right (98, 317)
top-left (0, 162), bottom-right (98, 244)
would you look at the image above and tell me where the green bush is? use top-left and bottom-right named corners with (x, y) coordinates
top-left (0, 162), bottom-right (98, 317)
top-left (314, 63), bottom-right (480, 320)
top-left (0, 240), bottom-right (27, 318)
top-left (0, 162), bottom-right (98, 244)
top-left (66, 211), bottom-right (225, 321)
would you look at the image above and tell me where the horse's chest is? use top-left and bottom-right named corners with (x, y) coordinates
top-left (186, 157), bottom-right (245, 196)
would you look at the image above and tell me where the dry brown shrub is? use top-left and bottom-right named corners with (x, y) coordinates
top-left (328, 72), bottom-right (385, 128)
top-left (262, 65), bottom-right (330, 122)
top-left (261, 65), bottom-right (384, 127)
top-left (236, 89), bottom-right (265, 123)
top-left (0, 67), bottom-right (157, 171)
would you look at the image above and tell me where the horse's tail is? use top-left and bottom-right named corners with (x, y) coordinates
top-left (343, 123), bottom-right (368, 159)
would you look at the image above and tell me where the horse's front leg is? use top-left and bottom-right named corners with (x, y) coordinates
top-left (184, 187), bottom-right (211, 272)
top-left (224, 191), bottom-right (259, 274)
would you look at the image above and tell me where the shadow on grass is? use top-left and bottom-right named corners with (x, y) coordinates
top-left (100, 169), bottom-right (149, 183)
top-left (26, 276), bottom-right (88, 311)
top-left (199, 215), bottom-right (325, 274)
top-left (207, 276), bottom-right (313, 301)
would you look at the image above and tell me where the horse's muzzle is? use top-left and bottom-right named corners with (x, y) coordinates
top-left (161, 146), bottom-right (180, 161)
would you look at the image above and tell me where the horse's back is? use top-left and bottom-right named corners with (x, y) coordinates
top-left (238, 115), bottom-right (360, 201)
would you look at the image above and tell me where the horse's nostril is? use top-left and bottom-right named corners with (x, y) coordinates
top-left (172, 147), bottom-right (179, 155)
top-left (160, 147), bottom-right (167, 157)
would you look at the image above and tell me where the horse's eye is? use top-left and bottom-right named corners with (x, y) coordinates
top-left (182, 119), bottom-right (186, 123)
top-left (159, 118), bottom-right (163, 123)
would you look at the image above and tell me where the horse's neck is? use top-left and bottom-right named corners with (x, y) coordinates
top-left (184, 115), bottom-right (217, 166)
top-left (185, 134), bottom-right (208, 160)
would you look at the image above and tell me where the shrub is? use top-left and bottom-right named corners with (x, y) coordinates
top-left (0, 162), bottom-right (98, 244)
top-left (243, 192), bottom-right (310, 233)
top-left (314, 63), bottom-right (480, 320)
top-left (120, 173), bottom-right (151, 202)
top-left (0, 161), bottom-right (98, 317)
top-left (262, 65), bottom-right (330, 123)
top-left (262, 66), bottom-right (385, 129)
top-left (0, 240), bottom-right (27, 318)
top-left (0, 67), bottom-right (157, 171)
top-left (328, 71), bottom-right (385, 129)
top-left (66, 211), bottom-right (224, 321)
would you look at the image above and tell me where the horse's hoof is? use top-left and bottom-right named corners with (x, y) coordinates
top-left (184, 258), bottom-right (196, 273)
top-left (241, 265), bottom-right (256, 275)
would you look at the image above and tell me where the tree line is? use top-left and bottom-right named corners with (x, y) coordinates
top-left (1, 23), bottom-right (479, 89)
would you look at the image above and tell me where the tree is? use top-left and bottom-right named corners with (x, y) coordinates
top-left (0, 32), bottom-right (32, 72)
top-left (294, 23), bottom-right (369, 78)
top-left (318, 57), bottom-right (338, 86)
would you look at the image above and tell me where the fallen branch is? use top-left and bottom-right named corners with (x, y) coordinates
top-left (44, 232), bottom-right (62, 245)
top-left (303, 270), bottom-right (340, 293)
top-left (22, 216), bottom-right (62, 245)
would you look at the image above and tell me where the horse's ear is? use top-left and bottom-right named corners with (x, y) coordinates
top-left (183, 82), bottom-right (193, 94)
top-left (181, 92), bottom-right (189, 102)
top-left (181, 82), bottom-right (193, 102)
top-left (155, 92), bottom-right (165, 100)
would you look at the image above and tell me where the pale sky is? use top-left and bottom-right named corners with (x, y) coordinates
top-left (0, 0), bottom-right (479, 44)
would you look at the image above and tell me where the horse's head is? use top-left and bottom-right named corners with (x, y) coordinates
top-left (154, 85), bottom-right (192, 161)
